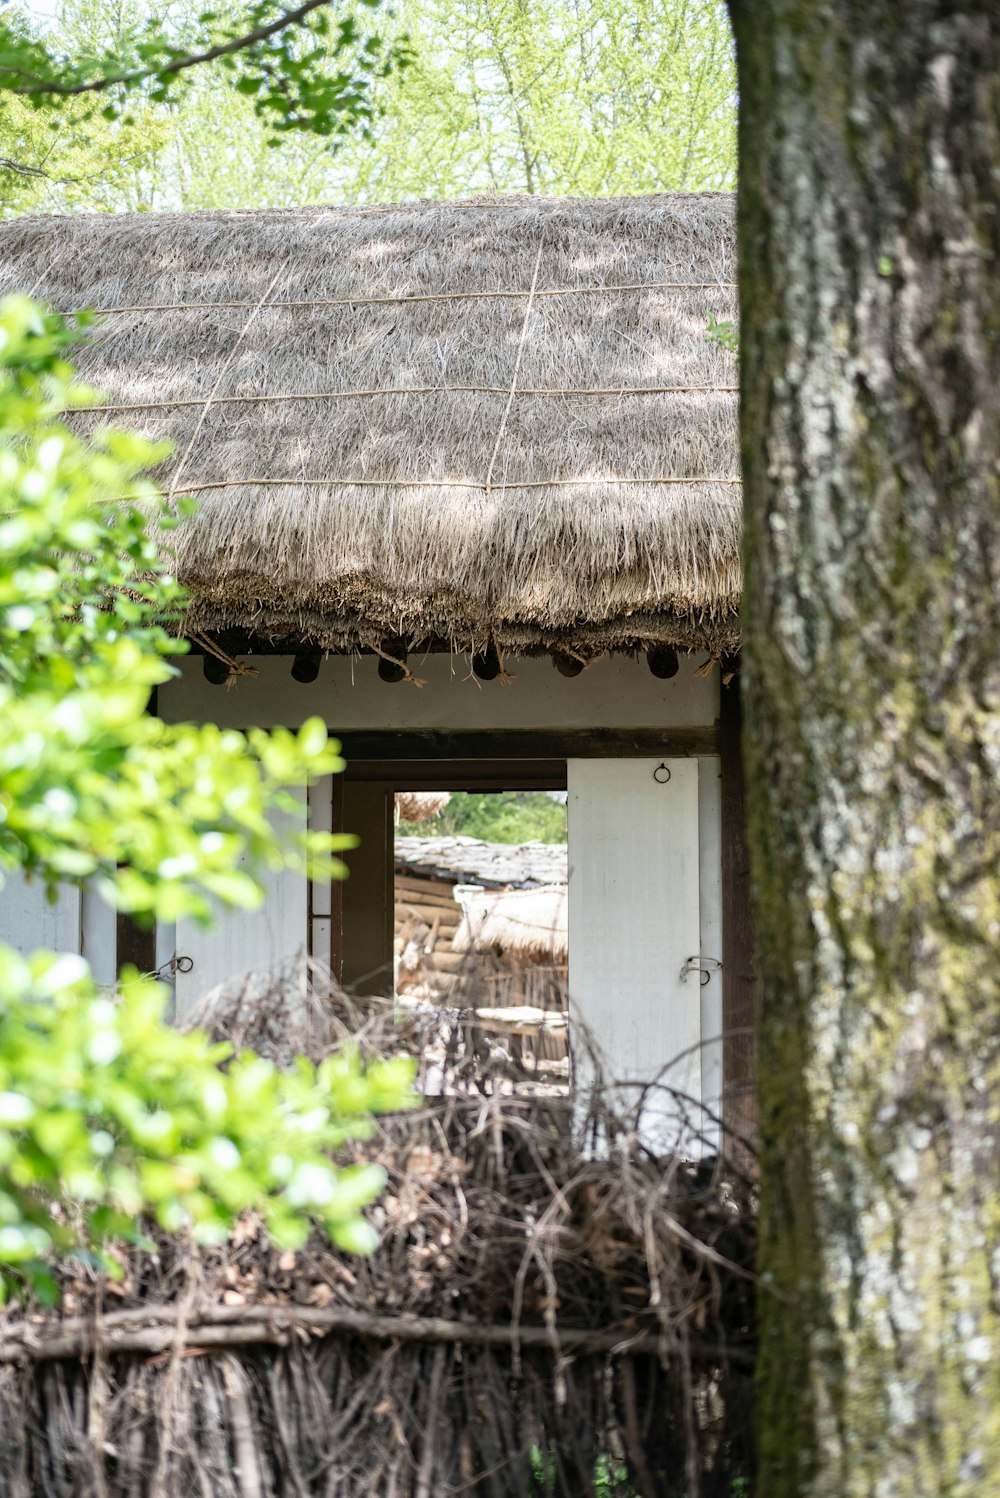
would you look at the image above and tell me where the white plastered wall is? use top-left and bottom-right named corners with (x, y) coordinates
top-left (156, 652), bottom-right (718, 732)
top-left (0, 655), bottom-right (723, 1132)
top-left (159, 651), bottom-right (724, 1130)
top-left (0, 874), bottom-right (80, 957)
top-left (0, 876), bottom-right (118, 990)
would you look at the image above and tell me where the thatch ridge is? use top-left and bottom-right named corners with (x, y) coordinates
top-left (394, 790), bottom-right (451, 824)
top-left (0, 193), bottom-right (741, 654)
top-left (453, 884), bottom-right (568, 962)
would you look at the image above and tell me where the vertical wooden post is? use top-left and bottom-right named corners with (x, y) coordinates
top-left (116, 912), bottom-right (157, 978)
top-left (116, 684), bottom-right (160, 979)
top-left (720, 676), bottom-right (760, 1148)
top-left (339, 781), bottom-right (394, 995)
top-left (329, 774), bottom-right (345, 980)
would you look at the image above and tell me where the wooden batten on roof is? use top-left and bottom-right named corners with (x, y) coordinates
top-left (0, 194), bottom-right (741, 659)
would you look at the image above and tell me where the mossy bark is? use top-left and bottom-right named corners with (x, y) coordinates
top-left (727, 3), bottom-right (1000, 1493)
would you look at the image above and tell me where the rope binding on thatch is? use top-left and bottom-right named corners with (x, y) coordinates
top-left (84, 276), bottom-right (739, 318)
top-left (87, 384), bottom-right (740, 416)
top-left (171, 474), bottom-right (742, 494)
top-left (185, 627), bottom-right (259, 685)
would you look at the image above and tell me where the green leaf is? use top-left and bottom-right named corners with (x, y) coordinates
top-left (0, 298), bottom-right (414, 1303)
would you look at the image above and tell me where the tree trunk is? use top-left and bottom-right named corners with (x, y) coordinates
top-left (727, 3), bottom-right (1000, 1494)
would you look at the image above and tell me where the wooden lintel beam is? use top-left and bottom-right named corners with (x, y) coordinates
top-left (339, 726), bottom-right (719, 770)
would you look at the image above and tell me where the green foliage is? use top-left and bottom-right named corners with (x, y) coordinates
top-left (528, 1451), bottom-right (746, 1498)
top-left (530, 1447), bottom-right (636, 1496)
top-left (707, 311), bottom-right (740, 353)
top-left (398, 791), bottom-right (567, 845)
top-left (0, 0), bottom-right (407, 141)
top-left (5, 0), bottom-right (735, 213)
top-left (0, 953), bottom-right (412, 1302)
top-left (0, 295), bottom-right (414, 1298)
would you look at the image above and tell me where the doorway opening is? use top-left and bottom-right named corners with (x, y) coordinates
top-left (393, 790), bottom-right (569, 1087)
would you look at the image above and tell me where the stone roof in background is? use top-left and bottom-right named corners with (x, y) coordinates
top-left (394, 835), bottom-right (567, 889)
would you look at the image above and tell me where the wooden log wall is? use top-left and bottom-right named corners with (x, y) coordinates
top-left (394, 873), bottom-right (465, 992)
top-left (394, 872), bottom-right (569, 1066)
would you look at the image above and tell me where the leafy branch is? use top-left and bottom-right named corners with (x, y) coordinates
top-left (0, 1), bottom-right (410, 140)
top-left (3, 0), bottom-right (336, 99)
top-left (0, 295), bottom-right (417, 1300)
top-left (706, 311), bottom-right (740, 353)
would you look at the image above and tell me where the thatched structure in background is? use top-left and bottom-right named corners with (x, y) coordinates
top-left (0, 194), bottom-right (740, 658)
top-left (394, 790), bottom-right (451, 824)
top-left (453, 884), bottom-right (568, 963)
top-left (0, 973), bottom-right (757, 1498)
top-left (450, 886), bottom-right (569, 1063)
top-left (395, 838), bottom-right (569, 1022)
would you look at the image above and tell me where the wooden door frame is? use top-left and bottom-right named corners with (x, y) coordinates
top-left (719, 681), bottom-right (760, 1145)
top-left (135, 707), bottom-right (744, 1103)
top-left (334, 752), bottom-right (569, 992)
top-left (336, 726), bottom-right (717, 766)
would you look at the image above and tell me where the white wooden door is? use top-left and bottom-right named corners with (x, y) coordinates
top-left (567, 758), bottom-right (702, 1148)
top-left (172, 790), bottom-right (308, 1020)
top-left (0, 873), bottom-right (80, 957)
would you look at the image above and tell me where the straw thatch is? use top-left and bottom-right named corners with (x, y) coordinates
top-left (394, 789), bottom-right (451, 824)
top-left (454, 884), bottom-right (568, 962)
top-left (0, 194), bottom-right (740, 655)
top-left (395, 834), bottom-right (567, 888)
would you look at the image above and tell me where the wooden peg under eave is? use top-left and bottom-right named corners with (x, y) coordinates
top-left (472, 642), bottom-right (502, 681)
top-left (291, 652), bottom-right (321, 683)
top-left (202, 653), bottom-right (229, 685)
top-left (647, 646), bottom-right (680, 679)
top-left (378, 639), bottom-right (408, 683)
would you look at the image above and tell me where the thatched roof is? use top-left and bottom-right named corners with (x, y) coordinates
top-left (394, 790), bottom-right (451, 824)
top-left (0, 194), bottom-right (740, 655)
top-left (394, 835), bottom-right (566, 889)
top-left (453, 885), bottom-right (568, 963)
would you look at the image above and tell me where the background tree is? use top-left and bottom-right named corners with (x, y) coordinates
top-left (313, 0), bottom-right (736, 202)
top-left (0, 0), bottom-right (406, 211)
top-left (397, 790), bottom-right (568, 844)
top-left (1, 0), bottom-right (403, 133)
top-left (2, 0), bottom-right (735, 212)
top-left (0, 89), bottom-right (168, 214)
top-left (0, 4), bottom-right (168, 212)
top-left (729, 2), bottom-right (1000, 1493)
